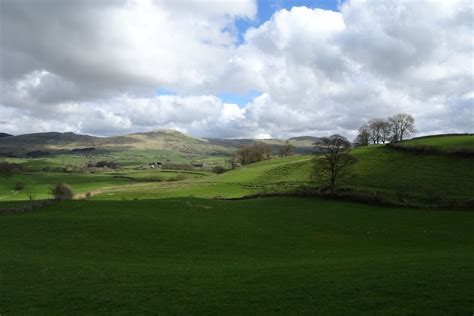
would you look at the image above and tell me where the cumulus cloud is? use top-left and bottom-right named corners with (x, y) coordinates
top-left (0, 0), bottom-right (472, 138)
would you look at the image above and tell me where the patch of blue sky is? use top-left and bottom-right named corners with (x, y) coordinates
top-left (219, 90), bottom-right (262, 107)
top-left (235, 0), bottom-right (343, 43)
top-left (155, 87), bottom-right (176, 96)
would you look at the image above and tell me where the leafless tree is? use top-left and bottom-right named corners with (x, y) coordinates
top-left (367, 119), bottom-right (393, 144)
top-left (354, 125), bottom-right (370, 147)
top-left (228, 152), bottom-right (239, 169)
top-left (312, 135), bottom-right (357, 197)
top-left (388, 113), bottom-right (416, 142)
top-left (279, 140), bottom-right (295, 157)
top-left (380, 121), bottom-right (392, 143)
top-left (367, 119), bottom-right (383, 144)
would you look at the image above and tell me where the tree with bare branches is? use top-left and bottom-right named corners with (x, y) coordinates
top-left (279, 140), bottom-right (295, 157)
top-left (388, 113), bottom-right (416, 142)
top-left (312, 135), bottom-right (357, 197)
top-left (354, 125), bottom-right (370, 147)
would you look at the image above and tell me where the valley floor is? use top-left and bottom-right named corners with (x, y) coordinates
top-left (1, 197), bottom-right (473, 314)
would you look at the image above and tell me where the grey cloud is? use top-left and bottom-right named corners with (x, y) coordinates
top-left (0, 0), bottom-right (472, 139)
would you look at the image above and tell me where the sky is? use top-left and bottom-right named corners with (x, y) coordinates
top-left (0, 0), bottom-right (472, 139)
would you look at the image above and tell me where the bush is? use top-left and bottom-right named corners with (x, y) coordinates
top-left (95, 160), bottom-right (119, 169)
top-left (49, 182), bottom-right (74, 200)
top-left (26, 193), bottom-right (36, 201)
top-left (424, 188), bottom-right (442, 207)
top-left (0, 162), bottom-right (24, 176)
top-left (14, 182), bottom-right (25, 191)
top-left (212, 166), bottom-right (227, 174)
top-left (166, 174), bottom-right (187, 182)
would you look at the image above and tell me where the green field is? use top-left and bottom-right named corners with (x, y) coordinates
top-left (1, 197), bottom-right (473, 314)
top-left (1, 135), bottom-right (473, 314)
top-left (84, 143), bottom-right (473, 206)
top-left (403, 135), bottom-right (474, 149)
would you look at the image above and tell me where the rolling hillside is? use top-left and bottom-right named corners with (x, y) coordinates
top-left (0, 129), bottom-right (318, 157)
top-left (91, 135), bottom-right (474, 205)
top-left (403, 134), bottom-right (474, 148)
top-left (1, 134), bottom-right (472, 207)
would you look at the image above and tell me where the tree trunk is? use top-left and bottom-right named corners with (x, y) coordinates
top-left (330, 176), bottom-right (335, 198)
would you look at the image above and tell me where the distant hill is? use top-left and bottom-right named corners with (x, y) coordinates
top-left (0, 129), bottom-right (319, 157)
top-left (0, 133), bottom-right (13, 138)
top-left (205, 136), bottom-right (318, 154)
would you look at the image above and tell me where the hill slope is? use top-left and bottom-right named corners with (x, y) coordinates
top-left (94, 135), bottom-right (474, 205)
top-left (0, 129), bottom-right (319, 157)
top-left (404, 134), bottom-right (474, 148)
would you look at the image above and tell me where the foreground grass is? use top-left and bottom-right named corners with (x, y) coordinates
top-left (0, 197), bottom-right (473, 314)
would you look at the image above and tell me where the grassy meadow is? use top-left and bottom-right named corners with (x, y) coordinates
top-left (403, 134), bottom-right (474, 149)
top-left (1, 134), bottom-right (473, 314)
top-left (1, 198), bottom-right (473, 314)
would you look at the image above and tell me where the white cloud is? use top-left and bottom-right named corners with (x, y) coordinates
top-left (0, 0), bottom-right (472, 139)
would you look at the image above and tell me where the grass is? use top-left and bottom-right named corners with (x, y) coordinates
top-left (90, 143), bottom-right (473, 205)
top-left (403, 135), bottom-right (474, 149)
top-left (350, 145), bottom-right (474, 199)
top-left (0, 197), bottom-right (473, 314)
top-left (2, 139), bottom-right (473, 207)
top-left (0, 169), bottom-right (213, 202)
top-left (0, 173), bottom-right (132, 201)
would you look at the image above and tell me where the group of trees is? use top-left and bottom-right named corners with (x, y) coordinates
top-left (0, 162), bottom-right (24, 176)
top-left (355, 113), bottom-right (416, 146)
top-left (232, 143), bottom-right (272, 166)
top-left (87, 160), bottom-right (119, 169)
top-left (230, 140), bottom-right (295, 168)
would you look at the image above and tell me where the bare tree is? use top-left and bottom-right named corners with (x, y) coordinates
top-left (228, 152), bottom-right (239, 169)
top-left (312, 135), bottom-right (357, 197)
top-left (380, 121), bottom-right (392, 143)
top-left (367, 119), bottom-right (383, 144)
top-left (354, 125), bottom-right (370, 147)
top-left (257, 143), bottom-right (272, 160)
top-left (388, 113), bottom-right (416, 142)
top-left (367, 119), bottom-right (393, 144)
top-left (279, 140), bottom-right (295, 157)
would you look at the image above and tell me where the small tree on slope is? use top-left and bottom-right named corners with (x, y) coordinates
top-left (312, 135), bottom-right (357, 198)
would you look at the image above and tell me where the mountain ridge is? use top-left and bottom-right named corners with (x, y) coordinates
top-left (0, 129), bottom-right (318, 157)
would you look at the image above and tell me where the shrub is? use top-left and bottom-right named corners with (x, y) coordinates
top-left (424, 188), bottom-right (442, 207)
top-left (26, 193), bottom-right (36, 201)
top-left (212, 166), bottom-right (227, 174)
top-left (49, 182), bottom-right (74, 200)
top-left (0, 162), bottom-right (24, 176)
top-left (166, 174), bottom-right (187, 182)
top-left (14, 182), bottom-right (25, 191)
top-left (395, 189), bottom-right (408, 204)
top-left (95, 160), bottom-right (119, 169)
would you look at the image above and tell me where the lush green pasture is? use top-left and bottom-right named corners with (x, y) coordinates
top-left (0, 173), bottom-right (132, 201)
top-left (0, 170), bottom-right (209, 202)
top-left (350, 146), bottom-right (474, 199)
top-left (92, 144), bottom-right (473, 205)
top-left (91, 155), bottom-right (312, 200)
top-left (0, 197), bottom-right (473, 314)
top-left (403, 135), bottom-right (474, 149)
